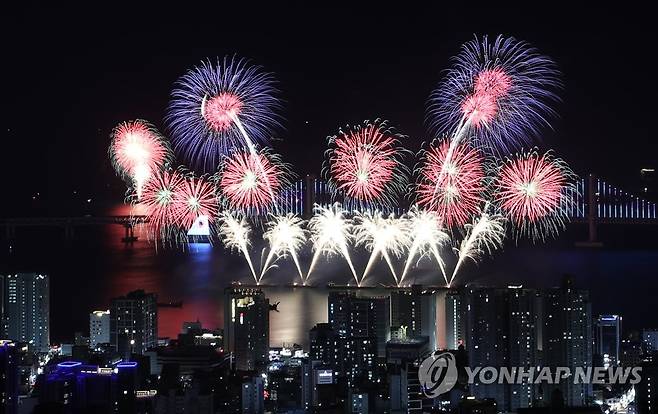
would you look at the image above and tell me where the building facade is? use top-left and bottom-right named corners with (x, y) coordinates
top-left (391, 286), bottom-right (438, 351)
top-left (595, 314), bottom-right (622, 367)
top-left (110, 290), bottom-right (158, 355)
top-left (542, 277), bottom-right (593, 407)
top-left (89, 310), bottom-right (110, 348)
top-left (3, 273), bottom-right (50, 352)
top-left (327, 291), bottom-right (389, 385)
top-left (223, 287), bottom-right (269, 371)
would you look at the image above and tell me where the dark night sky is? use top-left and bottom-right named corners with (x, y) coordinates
top-left (2, 4), bottom-right (656, 216)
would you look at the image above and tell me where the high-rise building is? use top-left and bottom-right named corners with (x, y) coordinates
top-left (89, 309), bottom-right (110, 348)
top-left (542, 276), bottom-right (593, 407)
top-left (642, 329), bottom-right (658, 353)
top-left (4, 273), bottom-right (50, 352)
top-left (448, 286), bottom-right (542, 412)
top-left (507, 286), bottom-right (541, 411)
top-left (464, 287), bottom-right (510, 409)
top-left (386, 336), bottom-right (430, 413)
top-left (241, 376), bottom-right (264, 413)
top-left (636, 359), bottom-right (658, 414)
top-left (110, 290), bottom-right (158, 355)
top-left (327, 291), bottom-right (389, 385)
top-left (0, 340), bottom-right (19, 414)
top-left (620, 338), bottom-right (644, 367)
top-left (309, 323), bottom-right (338, 366)
top-left (223, 287), bottom-right (269, 371)
top-left (391, 286), bottom-right (438, 351)
top-left (0, 275), bottom-right (5, 338)
top-left (445, 289), bottom-right (466, 350)
top-left (595, 314), bottom-right (622, 367)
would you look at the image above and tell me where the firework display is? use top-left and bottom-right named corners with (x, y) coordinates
top-left (415, 139), bottom-right (486, 227)
top-left (494, 150), bottom-right (575, 240)
top-left (261, 214), bottom-right (307, 284)
top-left (401, 207), bottom-right (450, 285)
top-left (324, 120), bottom-right (409, 211)
top-left (219, 212), bottom-right (257, 283)
top-left (166, 56), bottom-right (282, 173)
top-left (427, 35), bottom-right (561, 155)
top-left (451, 207), bottom-right (507, 286)
top-left (174, 173), bottom-right (219, 231)
top-left (109, 120), bottom-right (171, 199)
top-left (307, 203), bottom-right (358, 285)
top-left (217, 149), bottom-right (290, 216)
top-left (108, 35), bottom-right (577, 288)
top-left (354, 211), bottom-right (411, 286)
top-left (139, 168), bottom-right (187, 243)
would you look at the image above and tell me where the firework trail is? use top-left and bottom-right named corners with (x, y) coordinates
top-left (166, 56), bottom-right (282, 173)
top-left (109, 120), bottom-right (171, 199)
top-left (219, 212), bottom-right (258, 284)
top-left (354, 211), bottom-right (411, 286)
top-left (324, 120), bottom-right (409, 211)
top-left (306, 203), bottom-right (358, 285)
top-left (173, 173), bottom-right (219, 232)
top-left (427, 35), bottom-right (561, 156)
top-left (261, 214), bottom-right (307, 284)
top-left (415, 139), bottom-right (486, 227)
top-left (451, 206), bottom-right (507, 286)
top-left (400, 207), bottom-right (451, 285)
top-left (494, 149), bottom-right (576, 241)
top-left (218, 149), bottom-right (290, 216)
top-left (140, 168), bottom-right (187, 244)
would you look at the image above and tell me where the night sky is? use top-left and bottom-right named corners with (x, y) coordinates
top-left (2, 4), bottom-right (656, 216)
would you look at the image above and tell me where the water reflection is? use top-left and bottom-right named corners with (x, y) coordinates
top-left (2, 206), bottom-right (658, 346)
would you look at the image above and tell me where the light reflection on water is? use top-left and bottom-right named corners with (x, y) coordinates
top-left (2, 204), bottom-right (658, 346)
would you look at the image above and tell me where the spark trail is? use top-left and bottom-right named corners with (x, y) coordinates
top-left (261, 214), bottom-right (307, 284)
top-left (219, 212), bottom-right (258, 284)
top-left (306, 203), bottom-right (358, 286)
top-left (354, 212), bottom-right (410, 286)
top-left (400, 207), bottom-right (450, 286)
top-left (450, 206), bottom-right (506, 286)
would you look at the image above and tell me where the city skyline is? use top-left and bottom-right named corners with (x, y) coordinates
top-left (2, 4), bottom-right (658, 413)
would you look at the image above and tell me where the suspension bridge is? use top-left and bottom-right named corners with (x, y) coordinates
top-left (0, 174), bottom-right (655, 244)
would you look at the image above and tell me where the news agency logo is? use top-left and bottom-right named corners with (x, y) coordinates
top-left (418, 349), bottom-right (643, 399)
top-left (418, 351), bottom-right (459, 398)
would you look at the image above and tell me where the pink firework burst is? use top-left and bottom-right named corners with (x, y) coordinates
top-left (415, 139), bottom-right (486, 227)
top-left (109, 120), bottom-right (171, 197)
top-left (461, 93), bottom-right (498, 128)
top-left (219, 149), bottom-right (288, 215)
top-left (174, 174), bottom-right (219, 230)
top-left (140, 169), bottom-right (187, 242)
top-left (325, 120), bottom-right (408, 210)
top-left (428, 35), bottom-right (561, 155)
top-left (494, 150), bottom-right (575, 240)
top-left (474, 68), bottom-right (512, 98)
top-left (460, 68), bottom-right (512, 128)
top-left (202, 92), bottom-right (243, 132)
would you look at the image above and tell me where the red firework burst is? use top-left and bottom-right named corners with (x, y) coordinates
top-left (140, 169), bottom-right (187, 241)
top-left (174, 175), bottom-right (219, 230)
top-left (495, 151), bottom-right (568, 226)
top-left (327, 120), bottom-right (407, 209)
top-left (416, 140), bottom-right (486, 227)
top-left (202, 92), bottom-right (243, 132)
top-left (111, 120), bottom-right (169, 178)
top-left (219, 150), bottom-right (285, 213)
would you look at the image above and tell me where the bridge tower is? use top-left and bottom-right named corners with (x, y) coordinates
top-left (121, 223), bottom-right (138, 243)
